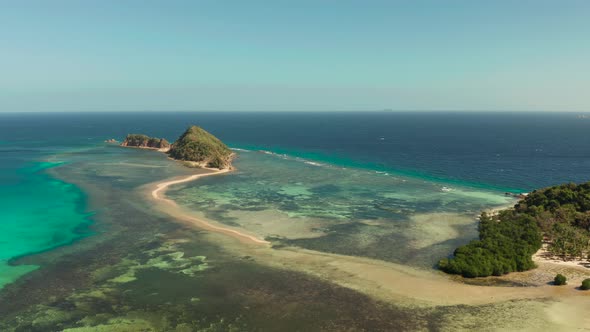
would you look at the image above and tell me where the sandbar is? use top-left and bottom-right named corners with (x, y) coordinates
top-left (149, 168), bottom-right (271, 246)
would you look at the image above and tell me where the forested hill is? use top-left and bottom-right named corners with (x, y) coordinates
top-left (167, 126), bottom-right (234, 169)
top-left (439, 182), bottom-right (590, 278)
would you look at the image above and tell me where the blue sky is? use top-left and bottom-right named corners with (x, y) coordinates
top-left (1, 0), bottom-right (589, 112)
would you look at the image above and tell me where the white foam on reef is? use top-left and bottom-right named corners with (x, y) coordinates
top-left (258, 150), bottom-right (328, 167)
top-left (251, 150), bottom-right (513, 208)
top-left (231, 148), bottom-right (251, 152)
top-left (258, 150), bottom-right (287, 158)
top-left (303, 160), bottom-right (324, 167)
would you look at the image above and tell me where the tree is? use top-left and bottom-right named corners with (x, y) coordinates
top-left (581, 279), bottom-right (590, 290)
top-left (554, 274), bottom-right (567, 286)
top-left (549, 223), bottom-right (589, 260)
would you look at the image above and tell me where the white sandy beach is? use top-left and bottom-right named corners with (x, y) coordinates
top-left (149, 168), bottom-right (271, 246)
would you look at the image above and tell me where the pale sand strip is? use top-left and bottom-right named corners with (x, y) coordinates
top-left (150, 168), bottom-right (271, 246)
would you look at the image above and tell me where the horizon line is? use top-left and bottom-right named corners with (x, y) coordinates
top-left (1, 109), bottom-right (589, 114)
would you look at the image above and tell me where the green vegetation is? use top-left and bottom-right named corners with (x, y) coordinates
top-left (514, 183), bottom-right (590, 260)
top-left (121, 134), bottom-right (170, 149)
top-left (581, 278), bottom-right (590, 290)
top-left (440, 182), bottom-right (590, 278)
top-left (554, 274), bottom-right (567, 285)
top-left (167, 126), bottom-right (233, 169)
top-left (438, 211), bottom-right (541, 277)
top-left (121, 126), bottom-right (233, 169)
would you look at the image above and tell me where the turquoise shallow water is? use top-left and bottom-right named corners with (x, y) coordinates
top-left (1, 111), bottom-right (590, 290)
top-left (0, 160), bottom-right (92, 288)
top-left (168, 149), bottom-right (515, 268)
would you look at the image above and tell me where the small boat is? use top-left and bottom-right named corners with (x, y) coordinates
top-left (441, 186), bottom-right (452, 192)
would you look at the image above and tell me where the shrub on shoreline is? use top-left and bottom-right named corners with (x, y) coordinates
top-left (554, 274), bottom-right (567, 285)
top-left (581, 278), bottom-right (590, 290)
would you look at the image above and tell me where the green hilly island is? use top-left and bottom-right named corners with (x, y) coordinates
top-left (168, 126), bottom-right (233, 169)
top-left (121, 125), bottom-right (233, 169)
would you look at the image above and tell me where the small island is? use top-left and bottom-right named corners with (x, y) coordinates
top-left (120, 125), bottom-right (234, 170)
top-left (440, 182), bottom-right (590, 278)
top-left (121, 134), bottom-right (171, 151)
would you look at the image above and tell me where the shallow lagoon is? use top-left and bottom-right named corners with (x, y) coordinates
top-left (168, 149), bottom-right (514, 268)
top-left (0, 155), bottom-right (93, 288)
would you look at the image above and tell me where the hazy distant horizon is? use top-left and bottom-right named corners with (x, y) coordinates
top-left (1, 109), bottom-right (590, 114)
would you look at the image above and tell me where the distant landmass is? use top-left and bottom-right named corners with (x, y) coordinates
top-left (121, 134), bottom-right (171, 151)
top-left (120, 126), bottom-right (233, 169)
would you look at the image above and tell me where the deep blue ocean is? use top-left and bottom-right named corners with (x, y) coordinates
top-left (1, 111), bottom-right (590, 287)
top-left (3, 111), bottom-right (590, 190)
